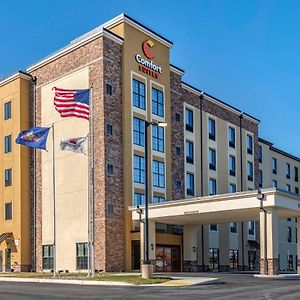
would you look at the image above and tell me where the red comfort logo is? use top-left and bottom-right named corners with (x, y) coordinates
top-left (142, 39), bottom-right (155, 59)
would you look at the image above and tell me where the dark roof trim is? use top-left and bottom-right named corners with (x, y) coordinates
top-left (270, 146), bottom-right (300, 163)
top-left (258, 137), bottom-right (273, 146)
top-left (124, 14), bottom-right (173, 45)
top-left (170, 64), bottom-right (185, 74)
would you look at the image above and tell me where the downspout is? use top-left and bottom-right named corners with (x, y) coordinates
top-left (200, 92), bottom-right (205, 271)
top-left (239, 113), bottom-right (245, 271)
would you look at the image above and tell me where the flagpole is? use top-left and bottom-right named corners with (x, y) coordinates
top-left (87, 133), bottom-right (91, 277)
top-left (52, 123), bottom-right (57, 278)
top-left (90, 87), bottom-right (95, 277)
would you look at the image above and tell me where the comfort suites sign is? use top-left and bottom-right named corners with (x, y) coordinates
top-left (135, 39), bottom-right (162, 79)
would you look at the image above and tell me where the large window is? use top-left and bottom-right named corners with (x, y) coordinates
top-left (247, 162), bottom-right (253, 182)
top-left (209, 178), bottom-right (217, 195)
top-left (4, 101), bottom-right (11, 120)
top-left (230, 222), bottom-right (237, 233)
top-left (134, 193), bottom-right (145, 206)
top-left (185, 108), bottom-right (193, 132)
top-left (272, 180), bottom-right (278, 188)
top-left (229, 127), bottom-right (235, 148)
top-left (229, 155), bottom-right (236, 176)
top-left (210, 224), bottom-right (218, 231)
top-left (286, 163), bottom-right (291, 179)
top-left (134, 155), bottom-right (145, 184)
top-left (295, 167), bottom-right (299, 182)
top-left (4, 135), bottom-right (11, 153)
top-left (153, 160), bottom-right (165, 188)
top-left (286, 184), bottom-right (291, 192)
top-left (209, 148), bottom-right (216, 170)
top-left (133, 117), bottom-right (145, 146)
top-left (208, 118), bottom-right (216, 141)
top-left (288, 226), bottom-right (292, 243)
top-left (5, 168), bottom-right (12, 187)
top-left (153, 196), bottom-right (165, 203)
top-left (247, 134), bottom-right (253, 155)
top-left (229, 183), bottom-right (236, 193)
top-left (76, 242), bottom-right (88, 270)
top-left (152, 124), bottom-right (164, 152)
top-left (132, 79), bottom-right (146, 109)
top-left (259, 170), bottom-right (263, 188)
top-left (272, 158), bottom-right (277, 174)
top-left (5, 202), bottom-right (12, 220)
top-left (259, 145), bottom-right (263, 163)
top-left (186, 141), bottom-right (194, 164)
top-left (42, 245), bottom-right (54, 270)
top-left (248, 221), bottom-right (255, 236)
top-left (152, 88), bottom-right (164, 117)
top-left (186, 173), bottom-right (195, 196)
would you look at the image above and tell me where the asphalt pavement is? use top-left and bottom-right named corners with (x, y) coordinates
top-left (0, 273), bottom-right (300, 299)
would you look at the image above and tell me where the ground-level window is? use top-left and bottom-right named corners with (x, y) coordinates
top-left (76, 242), bottom-right (88, 270)
top-left (248, 250), bottom-right (257, 271)
top-left (42, 245), bottom-right (54, 270)
top-left (229, 249), bottom-right (239, 270)
top-left (209, 248), bottom-right (219, 271)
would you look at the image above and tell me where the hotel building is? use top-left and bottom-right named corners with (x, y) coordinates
top-left (1, 14), bottom-right (300, 274)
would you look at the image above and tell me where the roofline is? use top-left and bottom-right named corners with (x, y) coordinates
top-left (270, 145), bottom-right (300, 163)
top-left (103, 13), bottom-right (173, 48)
top-left (181, 81), bottom-right (260, 124)
top-left (258, 137), bottom-right (273, 146)
top-left (170, 64), bottom-right (185, 76)
top-left (0, 70), bottom-right (33, 87)
top-left (27, 27), bottom-right (123, 72)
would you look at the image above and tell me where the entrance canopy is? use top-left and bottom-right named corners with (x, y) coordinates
top-left (129, 189), bottom-right (300, 225)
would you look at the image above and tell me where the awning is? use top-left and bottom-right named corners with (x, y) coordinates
top-left (0, 232), bottom-right (13, 244)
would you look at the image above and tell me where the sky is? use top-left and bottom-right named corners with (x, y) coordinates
top-left (1, 0), bottom-right (300, 156)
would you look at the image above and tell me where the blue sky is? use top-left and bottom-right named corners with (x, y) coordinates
top-left (1, 0), bottom-right (300, 155)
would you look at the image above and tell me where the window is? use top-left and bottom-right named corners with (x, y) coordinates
top-left (175, 113), bottom-right (181, 122)
top-left (5, 168), bottom-right (12, 187)
top-left (209, 148), bottom-right (216, 170)
top-left (272, 180), bottom-right (278, 188)
top-left (259, 145), bottom-right (263, 163)
top-left (107, 164), bottom-right (114, 175)
top-left (229, 155), bottom-right (236, 176)
top-left (176, 146), bottom-right (181, 156)
top-left (288, 226), bottom-right (292, 243)
top-left (208, 118), bottom-right (216, 141)
top-left (134, 193), bottom-right (145, 206)
top-left (186, 141), bottom-right (194, 164)
top-left (106, 84), bottom-right (112, 95)
top-left (5, 202), bottom-right (12, 220)
top-left (76, 242), bottom-right (88, 270)
top-left (229, 183), bottom-right (236, 193)
top-left (286, 163), bottom-right (291, 179)
top-left (152, 124), bottom-right (164, 152)
top-left (230, 222), bottom-right (237, 233)
top-left (248, 221), bottom-right (255, 236)
top-left (186, 173), bottom-right (195, 196)
top-left (134, 155), bottom-right (145, 184)
top-left (228, 127), bottom-right (235, 148)
top-left (132, 79), bottom-right (146, 109)
top-left (272, 158), bottom-right (277, 174)
top-left (4, 101), bottom-right (11, 120)
top-left (4, 135), bottom-right (11, 153)
top-left (106, 124), bottom-right (113, 135)
top-left (295, 167), bottom-right (299, 182)
top-left (176, 181), bottom-right (182, 190)
top-left (247, 162), bottom-right (253, 182)
top-left (133, 117), bottom-right (145, 146)
top-left (295, 187), bottom-right (299, 194)
top-left (210, 224), bottom-right (218, 231)
top-left (247, 134), bottom-right (253, 155)
top-left (152, 88), bottom-right (164, 117)
top-left (209, 178), bottom-right (217, 195)
top-left (107, 204), bottom-right (114, 214)
top-left (259, 170), bottom-right (263, 188)
top-left (185, 108), bottom-right (193, 132)
top-left (42, 245), bottom-right (54, 270)
top-left (286, 184), bottom-right (291, 192)
top-left (153, 160), bottom-right (165, 188)
top-left (153, 196), bottom-right (165, 203)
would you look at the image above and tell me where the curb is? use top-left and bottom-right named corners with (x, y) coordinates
top-left (254, 274), bottom-right (300, 280)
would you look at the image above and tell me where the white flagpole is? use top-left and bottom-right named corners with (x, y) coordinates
top-left (52, 123), bottom-right (57, 278)
top-left (90, 87), bottom-right (95, 277)
top-left (87, 133), bottom-right (91, 277)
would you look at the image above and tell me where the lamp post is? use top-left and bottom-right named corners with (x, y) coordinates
top-left (141, 121), bottom-right (167, 279)
top-left (257, 187), bottom-right (267, 274)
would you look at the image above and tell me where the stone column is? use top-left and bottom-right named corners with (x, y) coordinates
top-left (266, 208), bottom-right (279, 275)
top-left (297, 218), bottom-right (300, 274)
top-left (219, 223), bottom-right (230, 272)
top-left (140, 220), bottom-right (156, 267)
top-left (259, 210), bottom-right (268, 275)
top-left (197, 225), bottom-right (209, 271)
top-left (183, 225), bottom-right (197, 272)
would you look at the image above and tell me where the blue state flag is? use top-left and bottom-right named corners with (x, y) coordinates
top-left (16, 127), bottom-right (51, 150)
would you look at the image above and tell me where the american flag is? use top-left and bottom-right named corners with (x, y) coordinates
top-left (53, 87), bottom-right (90, 120)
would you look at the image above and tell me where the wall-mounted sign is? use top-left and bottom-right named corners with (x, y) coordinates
top-left (135, 39), bottom-right (162, 79)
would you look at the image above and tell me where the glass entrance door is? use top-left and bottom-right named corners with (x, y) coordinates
top-left (131, 240), bottom-right (141, 270)
top-left (248, 250), bottom-right (256, 271)
top-left (5, 249), bottom-right (11, 272)
top-left (156, 245), bottom-right (181, 272)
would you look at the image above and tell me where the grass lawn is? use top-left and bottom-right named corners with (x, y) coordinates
top-left (0, 272), bottom-right (171, 285)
